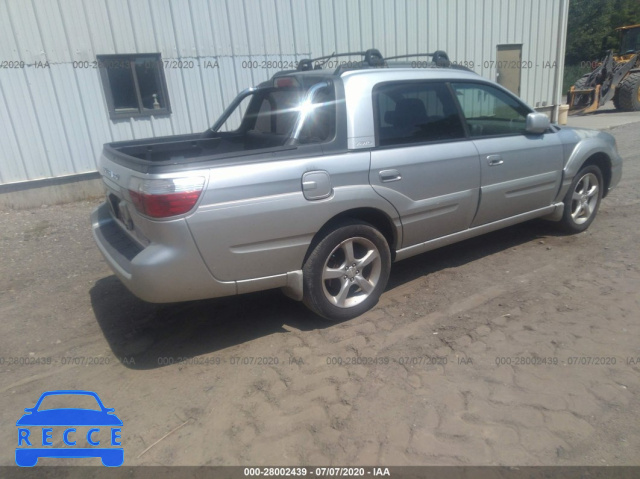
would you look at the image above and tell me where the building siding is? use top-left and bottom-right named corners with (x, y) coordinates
top-left (0, 0), bottom-right (568, 185)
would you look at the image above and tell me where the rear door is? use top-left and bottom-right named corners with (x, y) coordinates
top-left (451, 82), bottom-right (563, 226)
top-left (369, 81), bottom-right (480, 248)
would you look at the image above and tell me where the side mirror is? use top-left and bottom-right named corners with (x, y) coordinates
top-left (525, 112), bottom-right (550, 134)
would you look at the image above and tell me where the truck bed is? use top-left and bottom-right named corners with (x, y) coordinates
top-left (104, 131), bottom-right (296, 171)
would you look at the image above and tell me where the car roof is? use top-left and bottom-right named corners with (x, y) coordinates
top-left (339, 67), bottom-right (482, 82)
top-left (267, 66), bottom-right (483, 91)
top-left (269, 49), bottom-right (481, 86)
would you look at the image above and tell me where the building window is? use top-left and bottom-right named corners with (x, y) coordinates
top-left (97, 54), bottom-right (171, 120)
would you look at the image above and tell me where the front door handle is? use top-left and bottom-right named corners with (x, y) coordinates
top-left (379, 169), bottom-right (402, 182)
top-left (487, 155), bottom-right (504, 166)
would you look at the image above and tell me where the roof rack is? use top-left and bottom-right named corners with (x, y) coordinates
top-left (272, 49), bottom-right (457, 78)
top-left (385, 51), bottom-right (451, 67)
top-left (296, 49), bottom-right (385, 71)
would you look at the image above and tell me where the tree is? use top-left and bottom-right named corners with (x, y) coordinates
top-left (565, 0), bottom-right (640, 65)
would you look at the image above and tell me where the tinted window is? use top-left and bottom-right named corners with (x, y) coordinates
top-left (251, 90), bottom-right (303, 135)
top-left (246, 86), bottom-right (336, 143)
top-left (374, 82), bottom-right (465, 146)
top-left (620, 28), bottom-right (640, 54)
top-left (451, 82), bottom-right (531, 137)
top-left (297, 86), bottom-right (336, 144)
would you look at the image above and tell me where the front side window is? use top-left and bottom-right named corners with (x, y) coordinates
top-left (451, 82), bottom-right (531, 137)
top-left (98, 54), bottom-right (171, 120)
top-left (374, 81), bottom-right (465, 146)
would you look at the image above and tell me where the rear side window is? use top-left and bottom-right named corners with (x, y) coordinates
top-left (374, 82), bottom-right (465, 146)
top-left (451, 82), bottom-right (532, 137)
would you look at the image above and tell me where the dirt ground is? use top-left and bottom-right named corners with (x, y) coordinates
top-left (1, 122), bottom-right (639, 468)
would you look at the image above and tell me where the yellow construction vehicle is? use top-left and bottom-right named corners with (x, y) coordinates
top-left (568, 24), bottom-right (640, 114)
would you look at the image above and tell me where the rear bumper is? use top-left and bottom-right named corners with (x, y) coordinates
top-left (91, 203), bottom-right (237, 303)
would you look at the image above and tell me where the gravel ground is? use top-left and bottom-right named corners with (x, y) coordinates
top-left (1, 122), bottom-right (639, 467)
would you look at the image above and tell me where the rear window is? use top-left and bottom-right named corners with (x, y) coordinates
top-left (374, 81), bottom-right (465, 146)
top-left (246, 85), bottom-right (336, 144)
top-left (252, 89), bottom-right (304, 135)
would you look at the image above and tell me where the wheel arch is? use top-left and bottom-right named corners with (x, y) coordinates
top-left (301, 207), bottom-right (399, 267)
top-left (561, 135), bottom-right (616, 201)
top-left (580, 152), bottom-right (612, 198)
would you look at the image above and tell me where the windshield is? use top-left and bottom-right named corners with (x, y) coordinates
top-left (620, 27), bottom-right (640, 54)
top-left (213, 83), bottom-right (336, 145)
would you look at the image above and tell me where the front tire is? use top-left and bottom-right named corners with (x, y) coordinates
top-left (615, 72), bottom-right (640, 112)
top-left (303, 221), bottom-right (391, 321)
top-left (559, 165), bottom-right (603, 234)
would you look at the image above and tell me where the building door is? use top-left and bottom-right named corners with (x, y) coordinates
top-left (496, 45), bottom-right (522, 96)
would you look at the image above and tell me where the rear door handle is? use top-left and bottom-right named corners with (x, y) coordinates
top-left (379, 169), bottom-right (402, 182)
top-left (487, 155), bottom-right (504, 166)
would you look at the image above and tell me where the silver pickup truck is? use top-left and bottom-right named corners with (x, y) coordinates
top-left (92, 50), bottom-right (622, 321)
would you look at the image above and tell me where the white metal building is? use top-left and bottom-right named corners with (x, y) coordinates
top-left (0, 0), bottom-right (569, 195)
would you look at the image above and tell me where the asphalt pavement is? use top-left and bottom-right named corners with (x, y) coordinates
top-left (565, 101), bottom-right (640, 130)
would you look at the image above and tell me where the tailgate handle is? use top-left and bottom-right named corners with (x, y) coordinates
top-left (379, 169), bottom-right (402, 182)
top-left (487, 155), bottom-right (504, 166)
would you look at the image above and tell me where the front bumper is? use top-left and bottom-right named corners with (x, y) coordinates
top-left (91, 203), bottom-right (236, 303)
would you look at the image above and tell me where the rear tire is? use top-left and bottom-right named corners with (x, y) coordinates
top-left (613, 85), bottom-right (623, 110)
top-left (573, 75), bottom-right (589, 90)
top-left (569, 75), bottom-right (591, 110)
top-left (559, 165), bottom-right (603, 234)
top-left (615, 72), bottom-right (640, 111)
top-left (302, 220), bottom-right (391, 321)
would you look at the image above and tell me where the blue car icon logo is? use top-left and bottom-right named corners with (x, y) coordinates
top-left (16, 390), bottom-right (123, 467)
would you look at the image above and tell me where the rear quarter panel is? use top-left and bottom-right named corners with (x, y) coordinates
top-left (186, 152), bottom-right (400, 282)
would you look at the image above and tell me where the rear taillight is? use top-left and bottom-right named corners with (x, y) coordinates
top-left (128, 176), bottom-right (205, 218)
